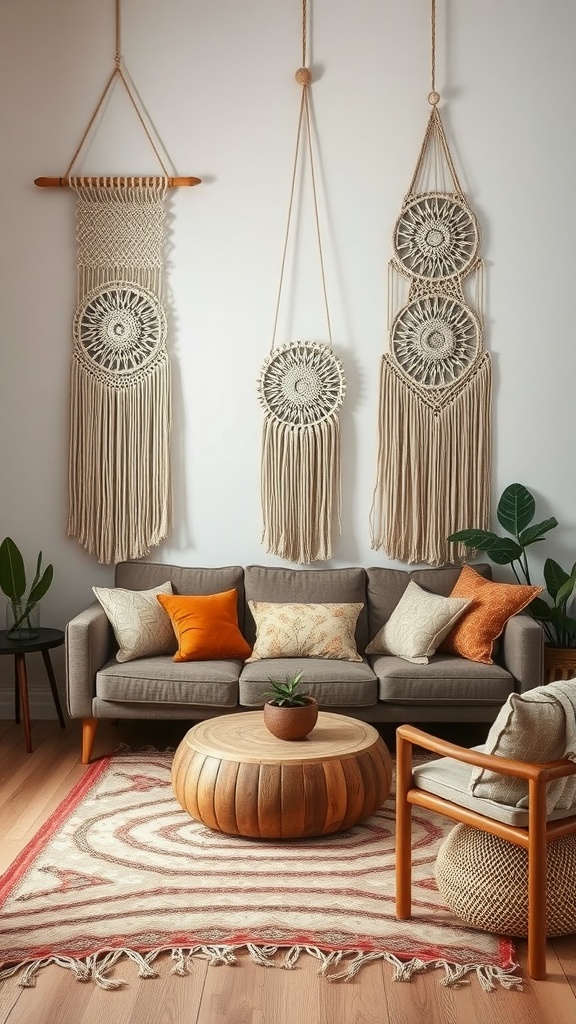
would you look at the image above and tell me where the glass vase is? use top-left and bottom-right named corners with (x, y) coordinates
top-left (6, 600), bottom-right (40, 641)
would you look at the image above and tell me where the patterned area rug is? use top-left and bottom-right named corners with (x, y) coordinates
top-left (0, 750), bottom-right (522, 991)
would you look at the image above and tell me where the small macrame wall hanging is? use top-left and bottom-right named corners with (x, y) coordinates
top-left (257, 0), bottom-right (346, 564)
top-left (36, 0), bottom-right (200, 564)
top-left (369, 0), bottom-right (491, 566)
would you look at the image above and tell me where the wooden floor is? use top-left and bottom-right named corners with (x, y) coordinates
top-left (1, 716), bottom-right (576, 1024)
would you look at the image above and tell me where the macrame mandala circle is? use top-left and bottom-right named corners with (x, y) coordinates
top-left (73, 282), bottom-right (167, 384)
top-left (393, 193), bottom-right (479, 280)
top-left (257, 341), bottom-right (346, 426)
top-left (390, 294), bottom-right (480, 388)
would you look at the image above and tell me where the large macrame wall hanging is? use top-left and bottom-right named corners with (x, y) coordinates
top-left (369, 0), bottom-right (491, 566)
top-left (257, 0), bottom-right (346, 564)
top-left (36, 0), bottom-right (200, 564)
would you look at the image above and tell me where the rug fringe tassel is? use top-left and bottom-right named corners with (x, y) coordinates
top-left (0, 945), bottom-right (523, 991)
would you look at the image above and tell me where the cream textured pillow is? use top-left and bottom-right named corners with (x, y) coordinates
top-left (365, 581), bottom-right (471, 664)
top-left (246, 601), bottom-right (363, 663)
top-left (470, 685), bottom-right (576, 813)
top-left (93, 582), bottom-right (177, 663)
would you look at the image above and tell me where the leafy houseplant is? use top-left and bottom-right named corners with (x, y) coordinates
top-left (0, 537), bottom-right (53, 640)
top-left (262, 670), bottom-right (318, 740)
top-left (447, 483), bottom-right (576, 650)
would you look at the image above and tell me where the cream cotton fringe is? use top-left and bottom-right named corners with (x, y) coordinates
top-left (0, 943), bottom-right (522, 992)
top-left (370, 351), bottom-right (491, 566)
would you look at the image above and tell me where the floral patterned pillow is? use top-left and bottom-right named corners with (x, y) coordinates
top-left (246, 601), bottom-right (363, 663)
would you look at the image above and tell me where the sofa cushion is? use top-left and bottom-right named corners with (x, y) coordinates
top-left (365, 581), bottom-right (471, 664)
top-left (439, 565), bottom-right (542, 664)
top-left (366, 564), bottom-right (492, 640)
top-left (92, 581), bottom-right (177, 663)
top-left (157, 590), bottom-right (252, 662)
top-left (115, 563), bottom-right (247, 629)
top-left (246, 601), bottom-right (363, 663)
top-left (244, 565), bottom-right (369, 650)
top-left (96, 656), bottom-right (240, 707)
top-left (239, 657), bottom-right (377, 707)
top-left (469, 684), bottom-right (576, 812)
top-left (369, 652), bottom-right (514, 704)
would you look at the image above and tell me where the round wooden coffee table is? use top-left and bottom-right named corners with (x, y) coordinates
top-left (171, 711), bottom-right (392, 839)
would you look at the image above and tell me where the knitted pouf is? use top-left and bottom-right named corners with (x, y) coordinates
top-left (435, 823), bottom-right (576, 937)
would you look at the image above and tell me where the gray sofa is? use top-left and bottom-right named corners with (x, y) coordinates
top-left (66, 561), bottom-right (544, 762)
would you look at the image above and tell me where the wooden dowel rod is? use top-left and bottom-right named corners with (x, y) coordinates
top-left (34, 175), bottom-right (201, 188)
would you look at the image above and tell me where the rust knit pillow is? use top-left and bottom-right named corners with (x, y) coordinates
top-left (157, 590), bottom-right (252, 662)
top-left (439, 565), bottom-right (542, 665)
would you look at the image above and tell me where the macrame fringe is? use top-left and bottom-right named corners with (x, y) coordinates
top-left (0, 944), bottom-right (522, 991)
top-left (68, 356), bottom-right (171, 564)
top-left (370, 352), bottom-right (491, 565)
top-left (260, 414), bottom-right (341, 563)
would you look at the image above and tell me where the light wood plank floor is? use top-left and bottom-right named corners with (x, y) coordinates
top-left (1, 717), bottom-right (576, 1024)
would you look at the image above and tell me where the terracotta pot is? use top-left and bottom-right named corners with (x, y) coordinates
top-left (263, 696), bottom-right (319, 740)
top-left (544, 646), bottom-right (576, 684)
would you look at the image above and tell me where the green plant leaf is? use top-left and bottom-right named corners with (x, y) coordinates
top-left (27, 564), bottom-right (53, 606)
top-left (496, 483), bottom-right (535, 535)
top-left (518, 518), bottom-right (558, 547)
top-left (544, 559), bottom-right (570, 601)
top-left (447, 529), bottom-right (500, 551)
top-left (0, 537), bottom-right (26, 602)
top-left (528, 597), bottom-right (553, 620)
top-left (555, 571), bottom-right (576, 608)
top-left (483, 537), bottom-right (524, 564)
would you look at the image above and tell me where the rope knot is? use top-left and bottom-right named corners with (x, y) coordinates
top-left (295, 67), bottom-right (312, 87)
top-left (428, 90), bottom-right (440, 106)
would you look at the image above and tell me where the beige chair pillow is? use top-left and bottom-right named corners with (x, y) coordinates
top-left (470, 685), bottom-right (576, 813)
top-left (365, 581), bottom-right (471, 664)
top-left (93, 581), bottom-right (177, 663)
top-left (246, 601), bottom-right (363, 663)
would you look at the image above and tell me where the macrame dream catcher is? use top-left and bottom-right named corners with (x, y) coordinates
top-left (36, 0), bottom-right (200, 564)
top-left (257, 0), bottom-right (346, 564)
top-left (370, 0), bottom-right (491, 566)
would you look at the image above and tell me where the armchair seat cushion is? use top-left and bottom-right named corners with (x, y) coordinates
top-left (412, 753), bottom-right (576, 828)
top-left (370, 653), bottom-right (514, 704)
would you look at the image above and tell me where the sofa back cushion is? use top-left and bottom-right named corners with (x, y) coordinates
top-left (366, 563), bottom-right (492, 640)
top-left (115, 563), bottom-right (247, 630)
top-left (243, 565), bottom-right (369, 651)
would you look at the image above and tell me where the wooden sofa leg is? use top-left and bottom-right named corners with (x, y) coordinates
top-left (395, 732), bottom-right (413, 919)
top-left (527, 784), bottom-right (548, 980)
top-left (82, 717), bottom-right (98, 764)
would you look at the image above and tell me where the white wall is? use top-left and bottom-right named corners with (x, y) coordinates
top-left (1, 0), bottom-right (575, 715)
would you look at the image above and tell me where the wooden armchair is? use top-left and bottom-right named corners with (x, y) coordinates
top-left (395, 723), bottom-right (576, 980)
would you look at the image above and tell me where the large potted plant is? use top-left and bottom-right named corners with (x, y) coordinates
top-left (448, 483), bottom-right (576, 681)
top-left (0, 537), bottom-right (53, 641)
top-left (262, 670), bottom-right (318, 740)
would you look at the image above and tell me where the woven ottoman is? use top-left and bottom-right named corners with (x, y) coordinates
top-left (435, 823), bottom-right (576, 937)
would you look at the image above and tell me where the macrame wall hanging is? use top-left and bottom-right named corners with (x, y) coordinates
top-left (257, 0), bottom-right (346, 564)
top-left (36, 0), bottom-right (200, 565)
top-left (369, 0), bottom-right (491, 566)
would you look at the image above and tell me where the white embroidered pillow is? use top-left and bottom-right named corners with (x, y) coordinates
top-left (246, 601), bottom-right (363, 663)
top-left (93, 582), bottom-right (177, 663)
top-left (365, 581), bottom-right (471, 664)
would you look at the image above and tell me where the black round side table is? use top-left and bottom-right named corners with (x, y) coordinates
top-left (0, 627), bottom-right (66, 753)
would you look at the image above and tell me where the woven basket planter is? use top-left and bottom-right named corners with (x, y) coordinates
top-left (435, 823), bottom-right (576, 937)
top-left (544, 646), bottom-right (576, 684)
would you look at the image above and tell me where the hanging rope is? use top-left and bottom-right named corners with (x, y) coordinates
top-left (63, 0), bottom-right (170, 179)
top-left (258, 0), bottom-right (346, 564)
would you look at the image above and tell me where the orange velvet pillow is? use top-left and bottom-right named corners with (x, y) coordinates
top-left (439, 565), bottom-right (542, 665)
top-left (157, 590), bottom-right (252, 662)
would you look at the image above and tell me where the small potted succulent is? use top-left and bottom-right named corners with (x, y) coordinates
top-left (0, 537), bottom-right (53, 641)
top-left (262, 670), bottom-right (318, 740)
